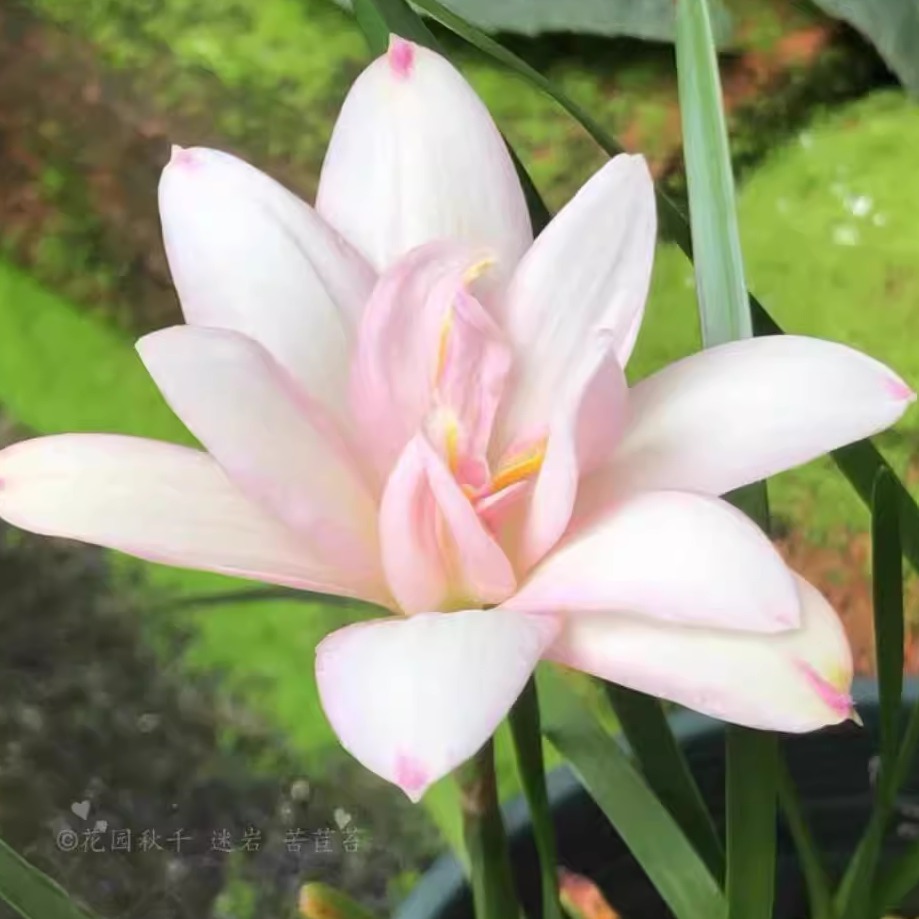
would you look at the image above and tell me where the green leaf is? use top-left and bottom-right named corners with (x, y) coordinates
top-left (872, 467), bottom-right (905, 779)
top-left (539, 667), bottom-right (727, 919)
top-left (0, 837), bottom-right (96, 919)
top-left (605, 685), bottom-right (724, 881)
top-left (455, 741), bottom-right (522, 919)
top-left (809, 0), bottom-right (919, 97)
top-left (675, 0), bottom-right (750, 347)
top-left (725, 728), bottom-right (778, 919)
top-left (508, 678), bottom-right (563, 919)
top-left (776, 755), bottom-right (833, 919)
top-left (352, 0), bottom-right (437, 54)
top-left (339, 0), bottom-right (733, 43)
top-left (674, 6), bottom-right (777, 919)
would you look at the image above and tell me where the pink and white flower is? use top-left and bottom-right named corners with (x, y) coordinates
top-left (0, 38), bottom-right (912, 801)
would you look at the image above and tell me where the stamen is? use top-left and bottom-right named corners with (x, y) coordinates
top-left (463, 255), bottom-right (497, 285)
top-left (434, 307), bottom-right (454, 387)
top-left (490, 439), bottom-right (547, 493)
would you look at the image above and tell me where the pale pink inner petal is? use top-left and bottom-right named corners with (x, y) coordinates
top-left (379, 436), bottom-right (516, 614)
top-left (350, 241), bottom-right (510, 481)
top-left (512, 335), bottom-right (629, 571)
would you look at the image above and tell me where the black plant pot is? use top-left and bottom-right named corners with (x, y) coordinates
top-left (395, 678), bottom-right (919, 919)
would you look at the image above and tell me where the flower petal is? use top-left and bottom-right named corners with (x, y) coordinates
top-left (546, 574), bottom-right (854, 733)
top-left (0, 434), bottom-right (390, 603)
top-left (137, 326), bottom-right (381, 572)
top-left (316, 608), bottom-right (560, 800)
top-left (496, 155), bottom-right (655, 450)
top-left (317, 38), bottom-right (531, 282)
top-left (603, 335), bottom-right (915, 498)
top-left (379, 436), bottom-right (516, 614)
top-left (515, 336), bottom-right (629, 571)
top-left (159, 146), bottom-right (375, 420)
top-left (351, 241), bottom-right (510, 479)
top-left (507, 490), bottom-right (798, 633)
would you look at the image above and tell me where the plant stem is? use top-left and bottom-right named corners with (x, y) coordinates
top-left (456, 741), bottom-right (521, 919)
top-left (508, 678), bottom-right (563, 919)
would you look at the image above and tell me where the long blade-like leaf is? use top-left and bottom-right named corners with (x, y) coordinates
top-left (873, 468), bottom-right (905, 782)
top-left (605, 685), bottom-right (724, 881)
top-left (508, 678), bottom-right (563, 919)
top-left (836, 469), bottom-right (906, 919)
top-left (0, 838), bottom-right (96, 919)
top-left (539, 667), bottom-right (727, 919)
top-left (675, 0), bottom-right (750, 347)
top-left (674, 4), bottom-right (775, 918)
top-left (724, 728), bottom-right (778, 919)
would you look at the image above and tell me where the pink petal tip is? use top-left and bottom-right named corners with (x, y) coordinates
top-left (168, 144), bottom-right (198, 170)
top-left (798, 661), bottom-right (853, 719)
top-left (886, 376), bottom-right (916, 403)
top-left (395, 753), bottom-right (429, 801)
top-left (387, 35), bottom-right (415, 78)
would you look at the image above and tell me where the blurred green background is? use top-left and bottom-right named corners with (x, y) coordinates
top-left (0, 0), bottom-right (918, 915)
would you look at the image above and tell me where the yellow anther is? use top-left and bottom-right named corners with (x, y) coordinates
top-left (490, 440), bottom-right (547, 493)
top-left (463, 255), bottom-right (496, 285)
top-left (435, 307), bottom-right (454, 386)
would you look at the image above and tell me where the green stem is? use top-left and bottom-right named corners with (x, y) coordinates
top-left (457, 741), bottom-right (521, 919)
top-left (508, 678), bottom-right (563, 919)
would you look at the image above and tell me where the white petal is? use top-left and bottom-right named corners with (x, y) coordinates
top-left (137, 326), bottom-right (381, 571)
top-left (508, 490), bottom-right (799, 633)
top-left (159, 146), bottom-right (375, 420)
top-left (0, 434), bottom-right (390, 604)
top-left (316, 38), bottom-right (531, 283)
top-left (316, 608), bottom-right (560, 800)
top-left (604, 335), bottom-right (914, 497)
top-left (496, 155), bottom-right (656, 449)
top-left (547, 575), bottom-right (854, 732)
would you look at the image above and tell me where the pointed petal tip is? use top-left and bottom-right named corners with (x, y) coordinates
top-left (850, 707), bottom-right (864, 727)
top-left (387, 34), bottom-right (416, 79)
top-left (167, 144), bottom-right (199, 171)
top-left (887, 375), bottom-right (916, 405)
top-left (395, 753), bottom-right (430, 802)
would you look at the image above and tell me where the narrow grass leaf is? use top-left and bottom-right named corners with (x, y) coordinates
top-left (539, 667), bottom-right (727, 919)
top-left (675, 0), bottom-right (750, 346)
top-left (872, 467), bottom-right (905, 779)
top-left (508, 678), bottom-right (563, 919)
top-left (674, 4), bottom-right (776, 918)
top-left (605, 684), bottom-right (724, 881)
top-left (724, 728), bottom-right (778, 919)
top-left (0, 838), bottom-right (96, 919)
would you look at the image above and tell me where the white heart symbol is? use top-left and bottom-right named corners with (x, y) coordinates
top-left (334, 807), bottom-right (352, 829)
top-left (70, 801), bottom-right (90, 821)
top-left (93, 820), bottom-right (108, 833)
